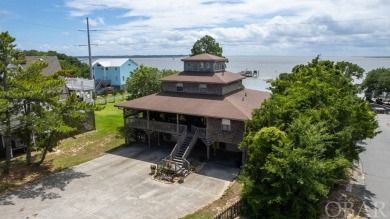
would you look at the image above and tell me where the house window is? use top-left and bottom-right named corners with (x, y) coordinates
top-left (221, 119), bottom-right (231, 131)
top-left (105, 67), bottom-right (108, 70)
top-left (97, 64), bottom-right (101, 67)
top-left (122, 76), bottom-right (125, 81)
top-left (176, 83), bottom-right (183, 91)
top-left (199, 84), bottom-right (207, 93)
top-left (92, 67), bottom-right (94, 70)
top-left (115, 67), bottom-right (118, 70)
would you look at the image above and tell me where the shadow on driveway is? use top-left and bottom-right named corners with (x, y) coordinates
top-left (0, 168), bottom-right (90, 206)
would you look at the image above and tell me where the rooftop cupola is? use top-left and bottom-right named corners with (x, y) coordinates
top-left (181, 53), bottom-right (228, 73)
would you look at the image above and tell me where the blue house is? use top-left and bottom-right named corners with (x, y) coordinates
top-left (92, 58), bottom-right (138, 90)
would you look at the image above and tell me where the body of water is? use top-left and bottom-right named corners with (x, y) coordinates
top-left (84, 56), bottom-right (390, 92)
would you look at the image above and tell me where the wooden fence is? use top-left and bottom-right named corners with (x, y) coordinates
top-left (213, 199), bottom-right (242, 219)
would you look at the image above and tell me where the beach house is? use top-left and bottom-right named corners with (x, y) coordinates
top-left (115, 53), bottom-right (270, 174)
top-left (92, 58), bottom-right (138, 90)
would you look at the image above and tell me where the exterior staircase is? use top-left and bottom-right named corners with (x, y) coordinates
top-left (172, 136), bottom-right (193, 175)
top-left (157, 128), bottom-right (199, 178)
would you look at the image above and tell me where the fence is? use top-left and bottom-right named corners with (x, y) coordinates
top-left (95, 94), bottom-right (129, 105)
top-left (213, 199), bottom-right (242, 219)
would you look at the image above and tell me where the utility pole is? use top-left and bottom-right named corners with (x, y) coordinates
top-left (78, 17), bottom-right (97, 80)
top-left (87, 17), bottom-right (93, 80)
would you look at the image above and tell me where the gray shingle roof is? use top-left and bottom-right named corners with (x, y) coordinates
top-left (24, 56), bottom-right (62, 76)
top-left (181, 53), bottom-right (228, 62)
top-left (115, 89), bottom-right (270, 121)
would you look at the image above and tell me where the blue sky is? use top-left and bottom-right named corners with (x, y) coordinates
top-left (1, 0), bottom-right (390, 56)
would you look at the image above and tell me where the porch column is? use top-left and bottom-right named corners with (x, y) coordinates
top-left (176, 113), bottom-right (179, 134)
top-left (81, 81), bottom-right (85, 101)
top-left (123, 109), bottom-right (128, 145)
top-left (206, 144), bottom-right (210, 159)
top-left (157, 131), bottom-right (160, 145)
top-left (147, 110), bottom-right (150, 129)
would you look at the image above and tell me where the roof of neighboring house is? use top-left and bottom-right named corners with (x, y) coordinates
top-left (115, 89), bottom-right (270, 121)
top-left (24, 56), bottom-right (61, 76)
top-left (181, 53), bottom-right (228, 62)
top-left (160, 71), bottom-right (245, 84)
top-left (92, 58), bottom-right (137, 67)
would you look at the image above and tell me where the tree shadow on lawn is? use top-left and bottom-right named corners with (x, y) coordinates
top-left (0, 168), bottom-right (90, 206)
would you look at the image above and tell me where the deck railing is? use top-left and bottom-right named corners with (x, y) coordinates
top-left (192, 125), bottom-right (207, 139)
top-left (127, 118), bottom-right (186, 134)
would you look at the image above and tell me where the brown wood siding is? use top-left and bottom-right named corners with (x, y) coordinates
top-left (222, 81), bottom-right (242, 95)
top-left (206, 118), bottom-right (245, 145)
top-left (163, 82), bottom-right (222, 95)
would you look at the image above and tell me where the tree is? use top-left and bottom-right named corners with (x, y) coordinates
top-left (241, 57), bottom-right (378, 218)
top-left (126, 65), bottom-right (177, 100)
top-left (3, 61), bottom-right (102, 165)
top-left (190, 35), bottom-right (223, 57)
top-left (0, 31), bottom-right (18, 174)
top-left (361, 67), bottom-right (390, 101)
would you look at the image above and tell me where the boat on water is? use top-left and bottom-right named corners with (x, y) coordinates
top-left (239, 70), bottom-right (258, 77)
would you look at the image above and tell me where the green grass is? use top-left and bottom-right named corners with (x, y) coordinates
top-left (0, 100), bottom-right (127, 194)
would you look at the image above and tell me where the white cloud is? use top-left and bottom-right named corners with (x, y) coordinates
top-left (86, 17), bottom-right (105, 26)
top-left (63, 0), bottom-right (390, 55)
top-left (0, 9), bottom-right (12, 15)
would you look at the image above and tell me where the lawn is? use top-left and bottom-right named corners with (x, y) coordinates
top-left (0, 100), bottom-right (126, 194)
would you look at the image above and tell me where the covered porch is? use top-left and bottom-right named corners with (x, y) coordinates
top-left (121, 108), bottom-right (215, 159)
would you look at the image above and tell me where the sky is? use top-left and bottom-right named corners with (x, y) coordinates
top-left (1, 0), bottom-right (390, 56)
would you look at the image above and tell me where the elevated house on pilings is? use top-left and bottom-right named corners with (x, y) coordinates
top-left (115, 53), bottom-right (270, 176)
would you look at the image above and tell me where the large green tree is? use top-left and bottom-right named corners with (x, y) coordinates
top-left (361, 67), bottom-right (390, 101)
top-left (190, 35), bottom-right (223, 57)
top-left (241, 57), bottom-right (378, 218)
top-left (2, 61), bottom-right (102, 165)
top-left (0, 31), bottom-right (19, 173)
top-left (126, 65), bottom-right (177, 100)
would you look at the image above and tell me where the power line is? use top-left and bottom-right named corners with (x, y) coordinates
top-left (1, 16), bottom-right (390, 32)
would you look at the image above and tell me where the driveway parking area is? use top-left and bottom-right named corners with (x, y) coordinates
top-left (360, 114), bottom-right (390, 218)
top-left (0, 144), bottom-right (239, 219)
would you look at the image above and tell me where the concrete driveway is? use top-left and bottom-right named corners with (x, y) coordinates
top-left (0, 144), bottom-right (239, 219)
top-left (360, 114), bottom-right (390, 218)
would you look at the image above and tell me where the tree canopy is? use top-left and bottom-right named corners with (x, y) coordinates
top-left (125, 65), bottom-right (177, 100)
top-left (190, 35), bottom-right (223, 57)
top-left (240, 57), bottom-right (378, 218)
top-left (1, 32), bottom-right (102, 171)
top-left (361, 67), bottom-right (390, 101)
top-left (0, 31), bottom-right (18, 173)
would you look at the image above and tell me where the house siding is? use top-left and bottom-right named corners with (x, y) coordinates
top-left (222, 81), bottom-right (242, 95)
top-left (93, 59), bottom-right (138, 87)
top-left (163, 82), bottom-right (222, 95)
top-left (183, 61), bottom-right (225, 72)
top-left (206, 117), bottom-right (245, 145)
